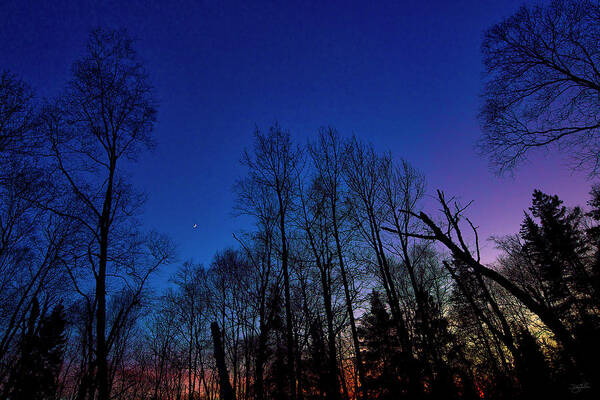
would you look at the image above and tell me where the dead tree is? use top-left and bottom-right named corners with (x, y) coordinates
top-left (391, 190), bottom-right (597, 388)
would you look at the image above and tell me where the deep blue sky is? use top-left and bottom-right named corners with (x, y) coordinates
top-left (1, 0), bottom-right (593, 276)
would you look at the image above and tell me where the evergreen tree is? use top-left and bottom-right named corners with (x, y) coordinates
top-left (520, 191), bottom-right (589, 315)
top-left (6, 298), bottom-right (67, 400)
top-left (303, 318), bottom-right (329, 399)
top-left (417, 294), bottom-right (462, 399)
top-left (585, 185), bottom-right (600, 301)
top-left (358, 291), bottom-right (418, 400)
top-left (263, 295), bottom-right (288, 399)
top-left (513, 190), bottom-right (600, 389)
top-left (514, 328), bottom-right (558, 400)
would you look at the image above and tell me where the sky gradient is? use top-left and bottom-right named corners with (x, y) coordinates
top-left (1, 0), bottom-right (594, 274)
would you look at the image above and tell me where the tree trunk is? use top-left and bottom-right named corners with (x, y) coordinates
top-left (321, 266), bottom-right (341, 400)
top-left (331, 204), bottom-right (364, 398)
top-left (278, 195), bottom-right (296, 400)
top-left (211, 322), bottom-right (235, 400)
top-left (418, 210), bottom-right (594, 383)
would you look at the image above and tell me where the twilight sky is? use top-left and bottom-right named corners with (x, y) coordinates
top-left (1, 0), bottom-right (594, 272)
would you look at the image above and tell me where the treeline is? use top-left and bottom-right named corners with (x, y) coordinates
top-left (136, 127), bottom-right (598, 400)
top-left (1, 0), bottom-right (600, 399)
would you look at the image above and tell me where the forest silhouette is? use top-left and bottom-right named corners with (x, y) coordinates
top-left (0, 1), bottom-right (599, 399)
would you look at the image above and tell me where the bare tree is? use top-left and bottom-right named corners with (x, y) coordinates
top-left (238, 124), bottom-right (302, 399)
top-left (234, 225), bottom-right (278, 400)
top-left (379, 157), bottom-right (428, 327)
top-left (393, 190), bottom-right (597, 389)
top-left (307, 128), bottom-right (364, 397)
top-left (38, 28), bottom-right (169, 400)
top-left (479, 0), bottom-right (600, 174)
top-left (0, 71), bottom-right (75, 394)
top-left (0, 71), bottom-right (36, 154)
top-left (296, 174), bottom-right (341, 400)
top-left (343, 138), bottom-right (411, 352)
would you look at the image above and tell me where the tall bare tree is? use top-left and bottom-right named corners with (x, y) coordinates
top-left (38, 28), bottom-right (169, 400)
top-left (238, 124), bottom-right (302, 399)
top-left (343, 138), bottom-right (411, 352)
top-left (297, 173), bottom-right (341, 400)
top-left (307, 128), bottom-right (362, 397)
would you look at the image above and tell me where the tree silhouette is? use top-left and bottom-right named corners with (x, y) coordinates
top-left (38, 28), bottom-right (172, 400)
top-left (514, 328), bottom-right (557, 400)
top-left (212, 322), bottom-right (235, 400)
top-left (358, 291), bottom-right (418, 400)
top-left (479, 0), bottom-right (600, 174)
top-left (0, 71), bottom-right (35, 154)
top-left (5, 299), bottom-right (66, 400)
top-left (238, 124), bottom-right (302, 399)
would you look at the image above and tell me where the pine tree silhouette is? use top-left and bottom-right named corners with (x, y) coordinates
top-left (358, 291), bottom-right (419, 399)
top-left (6, 298), bottom-right (67, 400)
